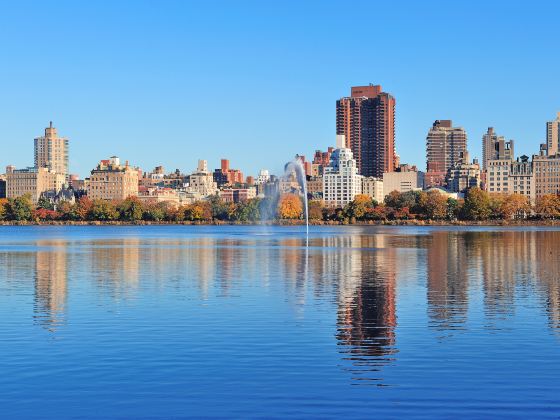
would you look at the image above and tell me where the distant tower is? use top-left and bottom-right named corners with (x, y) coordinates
top-left (425, 120), bottom-right (467, 187)
top-left (336, 84), bottom-right (396, 177)
top-left (482, 127), bottom-right (514, 170)
top-left (546, 112), bottom-right (560, 155)
top-left (34, 122), bottom-right (69, 179)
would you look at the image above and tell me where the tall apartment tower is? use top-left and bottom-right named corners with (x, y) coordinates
top-left (546, 112), bottom-right (560, 155)
top-left (34, 122), bottom-right (69, 178)
top-left (425, 120), bottom-right (467, 187)
top-left (482, 127), bottom-right (514, 170)
top-left (336, 84), bottom-right (396, 178)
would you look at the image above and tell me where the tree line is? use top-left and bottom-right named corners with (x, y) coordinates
top-left (1, 188), bottom-right (560, 223)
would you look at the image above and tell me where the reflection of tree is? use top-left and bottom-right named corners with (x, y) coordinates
top-left (34, 242), bottom-right (67, 331)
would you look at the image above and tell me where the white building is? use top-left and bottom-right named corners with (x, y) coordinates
top-left (323, 144), bottom-right (362, 208)
top-left (255, 169), bottom-right (270, 185)
top-left (362, 177), bottom-right (384, 203)
top-left (187, 159), bottom-right (218, 198)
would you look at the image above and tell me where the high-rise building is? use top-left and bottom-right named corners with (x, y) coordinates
top-left (34, 122), bottom-right (69, 179)
top-left (482, 127), bottom-right (514, 170)
top-left (425, 120), bottom-right (468, 188)
top-left (86, 156), bottom-right (139, 200)
top-left (188, 159), bottom-right (218, 198)
top-left (336, 84), bottom-right (396, 177)
top-left (546, 112), bottom-right (560, 155)
top-left (323, 145), bottom-right (363, 208)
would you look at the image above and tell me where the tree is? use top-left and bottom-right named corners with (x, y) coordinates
top-left (277, 194), bottom-right (303, 219)
top-left (89, 199), bottom-right (118, 221)
top-left (446, 198), bottom-right (461, 220)
top-left (117, 197), bottom-right (144, 221)
top-left (75, 197), bottom-right (93, 220)
top-left (143, 202), bottom-right (166, 221)
top-left (499, 194), bottom-right (531, 220)
top-left (6, 194), bottom-right (33, 221)
top-left (535, 194), bottom-right (560, 219)
top-left (461, 187), bottom-right (491, 221)
top-left (308, 200), bottom-right (324, 221)
top-left (37, 196), bottom-right (55, 210)
top-left (32, 208), bottom-right (60, 221)
top-left (419, 190), bottom-right (448, 220)
top-left (234, 199), bottom-right (261, 222)
top-left (0, 198), bottom-right (8, 221)
top-left (344, 194), bottom-right (373, 220)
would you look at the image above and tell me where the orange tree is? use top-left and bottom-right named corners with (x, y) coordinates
top-left (277, 193), bottom-right (303, 219)
top-left (499, 194), bottom-right (531, 219)
top-left (535, 194), bottom-right (560, 219)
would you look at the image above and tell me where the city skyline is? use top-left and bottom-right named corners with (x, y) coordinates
top-left (1, 1), bottom-right (559, 177)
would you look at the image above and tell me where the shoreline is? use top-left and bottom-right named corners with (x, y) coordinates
top-left (1, 220), bottom-right (560, 227)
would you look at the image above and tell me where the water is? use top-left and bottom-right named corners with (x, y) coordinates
top-left (0, 225), bottom-right (559, 418)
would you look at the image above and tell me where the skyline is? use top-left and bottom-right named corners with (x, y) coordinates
top-left (1, 1), bottom-right (559, 177)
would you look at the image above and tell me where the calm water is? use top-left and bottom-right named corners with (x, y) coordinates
top-left (1, 225), bottom-right (559, 418)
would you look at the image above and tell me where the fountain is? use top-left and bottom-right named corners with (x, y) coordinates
top-left (283, 158), bottom-right (309, 237)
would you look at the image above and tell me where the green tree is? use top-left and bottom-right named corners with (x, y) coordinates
top-left (117, 197), bottom-right (144, 221)
top-left (37, 196), bottom-right (55, 210)
top-left (461, 187), bottom-right (491, 221)
top-left (6, 194), bottom-right (34, 221)
top-left (89, 199), bottom-right (118, 221)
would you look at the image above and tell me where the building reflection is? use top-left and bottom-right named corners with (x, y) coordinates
top-left (426, 231), bottom-right (469, 330)
top-left (326, 234), bottom-right (398, 384)
top-left (33, 241), bottom-right (67, 331)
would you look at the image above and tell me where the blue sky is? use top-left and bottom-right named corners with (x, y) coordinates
top-left (1, 0), bottom-right (558, 177)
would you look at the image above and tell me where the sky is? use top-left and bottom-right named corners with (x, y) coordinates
top-left (0, 0), bottom-right (559, 178)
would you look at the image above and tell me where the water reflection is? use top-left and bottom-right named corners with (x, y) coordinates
top-left (1, 228), bottom-right (559, 383)
top-left (34, 241), bottom-right (67, 331)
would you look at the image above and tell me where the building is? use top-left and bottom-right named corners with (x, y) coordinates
top-left (255, 169), bottom-right (270, 185)
top-left (306, 176), bottom-right (323, 199)
top-left (485, 159), bottom-right (512, 194)
top-left (323, 141), bottom-right (363, 207)
top-left (336, 84), bottom-right (396, 177)
top-left (510, 156), bottom-right (535, 202)
top-left (482, 127), bottom-right (514, 170)
top-left (425, 120), bottom-right (467, 187)
top-left (86, 156), bottom-right (139, 200)
top-left (188, 160), bottom-right (219, 198)
top-left (0, 174), bottom-right (6, 199)
top-left (445, 152), bottom-right (481, 194)
top-left (5, 166), bottom-right (66, 203)
top-left (383, 165), bottom-right (424, 194)
top-left (312, 147), bottom-right (335, 176)
top-left (533, 151), bottom-right (560, 199)
top-left (34, 122), bottom-right (69, 179)
top-left (138, 186), bottom-right (180, 207)
top-left (362, 177), bottom-right (384, 203)
top-left (214, 159), bottom-right (244, 186)
top-left (546, 112), bottom-right (560, 155)
top-left (219, 188), bottom-right (256, 203)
